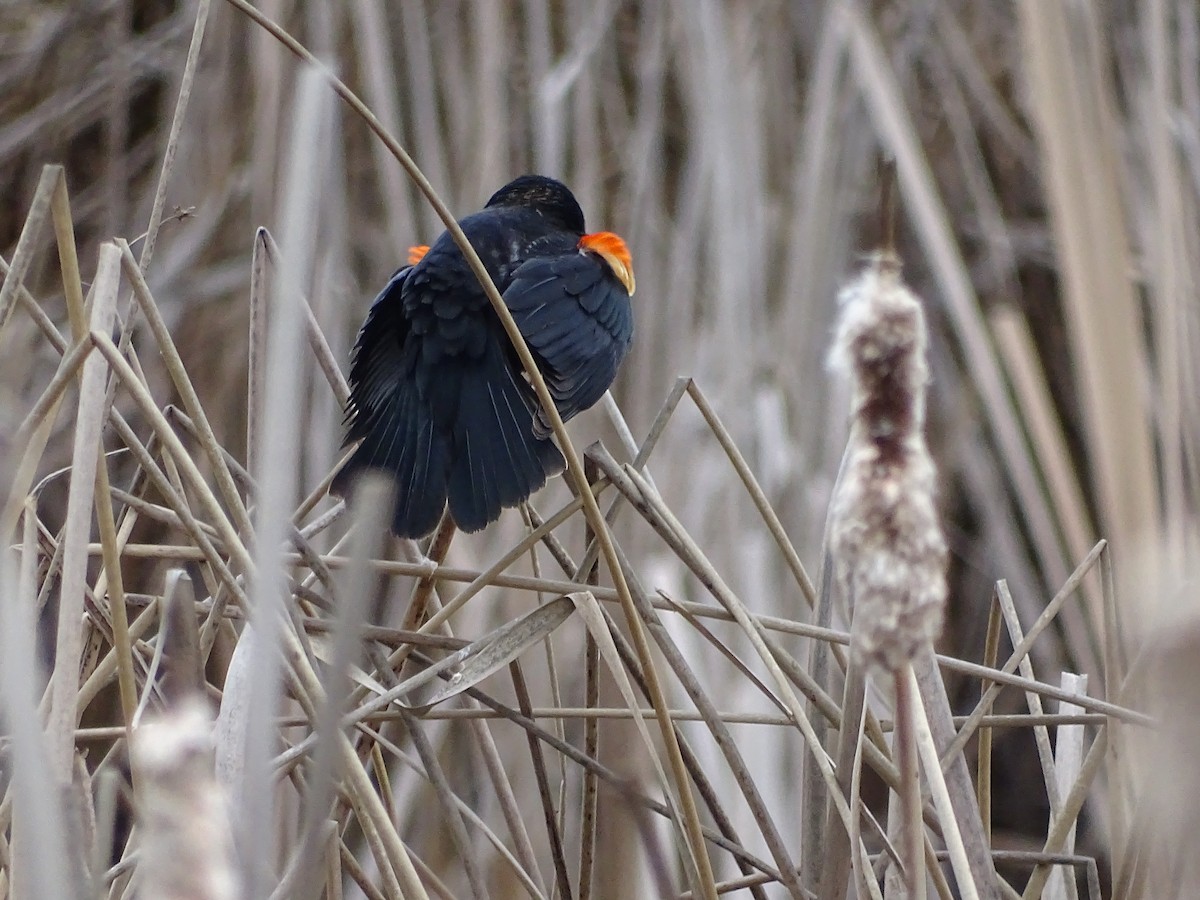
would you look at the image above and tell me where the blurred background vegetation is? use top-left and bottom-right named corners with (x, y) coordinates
top-left (2, 0), bottom-right (1197, 896)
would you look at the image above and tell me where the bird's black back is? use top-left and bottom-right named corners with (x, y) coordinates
top-left (335, 175), bottom-right (632, 537)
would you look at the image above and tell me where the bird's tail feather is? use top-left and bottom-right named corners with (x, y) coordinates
top-left (332, 386), bottom-right (450, 539)
top-left (447, 345), bottom-right (565, 532)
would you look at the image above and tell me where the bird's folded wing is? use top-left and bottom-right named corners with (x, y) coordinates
top-left (503, 254), bottom-right (634, 433)
top-left (344, 267), bottom-right (412, 441)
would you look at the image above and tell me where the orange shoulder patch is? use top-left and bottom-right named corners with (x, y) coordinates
top-left (578, 232), bottom-right (635, 296)
top-left (407, 245), bottom-right (430, 265)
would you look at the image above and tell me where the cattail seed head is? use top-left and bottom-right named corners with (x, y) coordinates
top-left (132, 701), bottom-right (240, 900)
top-left (828, 252), bottom-right (947, 672)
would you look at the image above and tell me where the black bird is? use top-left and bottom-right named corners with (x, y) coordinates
top-left (332, 175), bottom-right (635, 538)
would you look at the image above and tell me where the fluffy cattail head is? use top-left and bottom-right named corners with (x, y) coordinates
top-left (828, 252), bottom-right (929, 449)
top-left (828, 252), bottom-right (947, 672)
top-left (132, 701), bottom-right (240, 900)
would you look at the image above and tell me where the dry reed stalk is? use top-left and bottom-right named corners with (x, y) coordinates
top-left (988, 307), bottom-right (1102, 676)
top-left (1100, 546), bottom-right (1132, 881)
top-left (1018, 0), bottom-right (1158, 573)
top-left (48, 172), bottom-right (143, 739)
top-left (848, 698), bottom-right (882, 900)
top-left (1044, 673), bottom-right (1087, 900)
top-left (276, 474), bottom-right (393, 898)
top-left (46, 242), bottom-right (120, 784)
top-left (909, 665), bottom-right (981, 900)
top-left (578, 556), bottom-right (600, 900)
top-left (3, 501), bottom-right (74, 900)
top-left (0, 166), bottom-right (56, 339)
top-left (137, 0), bottom-right (210, 274)
top-left (976, 592), bottom-right (1003, 847)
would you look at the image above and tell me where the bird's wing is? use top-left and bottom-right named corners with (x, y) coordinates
top-left (503, 253), bottom-right (634, 434)
top-left (335, 262), bottom-right (454, 536)
top-left (343, 266), bottom-right (413, 442)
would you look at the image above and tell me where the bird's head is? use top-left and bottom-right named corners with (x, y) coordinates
top-left (486, 175), bottom-right (586, 234)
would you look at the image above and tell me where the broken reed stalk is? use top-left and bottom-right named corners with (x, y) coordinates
top-left (828, 252), bottom-right (949, 899)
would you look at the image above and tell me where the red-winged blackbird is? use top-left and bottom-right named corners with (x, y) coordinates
top-left (332, 175), bottom-right (635, 538)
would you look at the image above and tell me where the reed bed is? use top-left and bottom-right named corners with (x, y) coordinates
top-left (1, 1), bottom-right (1196, 898)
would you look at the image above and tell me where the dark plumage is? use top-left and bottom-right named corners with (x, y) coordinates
top-left (332, 175), bottom-right (635, 537)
